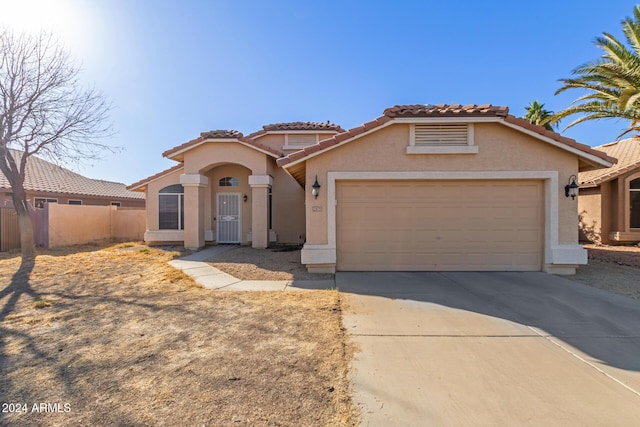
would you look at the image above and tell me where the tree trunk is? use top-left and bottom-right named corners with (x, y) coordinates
top-left (12, 187), bottom-right (36, 260)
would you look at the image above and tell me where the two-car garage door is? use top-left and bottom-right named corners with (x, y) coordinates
top-left (336, 180), bottom-right (543, 271)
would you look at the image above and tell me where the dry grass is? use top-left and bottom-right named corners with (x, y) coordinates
top-left (0, 243), bottom-right (357, 426)
top-left (209, 246), bottom-right (334, 281)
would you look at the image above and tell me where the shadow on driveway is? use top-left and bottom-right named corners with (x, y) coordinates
top-left (337, 271), bottom-right (640, 372)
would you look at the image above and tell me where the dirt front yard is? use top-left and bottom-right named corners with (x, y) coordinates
top-left (570, 244), bottom-right (640, 299)
top-left (0, 243), bottom-right (357, 426)
top-left (208, 246), bottom-right (334, 281)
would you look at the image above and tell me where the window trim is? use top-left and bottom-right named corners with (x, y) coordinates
top-left (34, 198), bottom-right (58, 208)
top-left (159, 184), bottom-right (185, 230)
top-left (68, 199), bottom-right (83, 205)
top-left (219, 177), bottom-right (239, 187)
top-left (406, 123), bottom-right (478, 154)
top-left (627, 174), bottom-right (640, 230)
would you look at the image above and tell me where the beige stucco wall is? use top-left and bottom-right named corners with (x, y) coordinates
top-left (254, 134), bottom-right (286, 153)
top-left (577, 187), bottom-right (602, 242)
top-left (271, 167), bottom-right (305, 244)
top-left (304, 123), bottom-right (580, 248)
top-left (183, 142), bottom-right (269, 175)
top-left (253, 132), bottom-right (339, 154)
top-left (47, 204), bottom-right (145, 247)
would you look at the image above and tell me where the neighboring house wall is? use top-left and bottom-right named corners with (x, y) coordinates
top-left (0, 190), bottom-right (145, 208)
top-left (302, 122), bottom-right (582, 273)
top-left (579, 171), bottom-right (640, 244)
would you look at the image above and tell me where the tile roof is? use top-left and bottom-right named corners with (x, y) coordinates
top-left (163, 130), bottom-right (281, 159)
top-left (262, 121), bottom-right (344, 132)
top-left (383, 104), bottom-right (509, 118)
top-left (200, 130), bottom-right (243, 139)
top-left (277, 104), bottom-right (616, 167)
top-left (578, 138), bottom-right (640, 186)
top-left (127, 163), bottom-right (184, 191)
top-left (0, 151), bottom-right (145, 200)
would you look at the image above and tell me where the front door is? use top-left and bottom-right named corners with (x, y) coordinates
top-left (216, 193), bottom-right (241, 243)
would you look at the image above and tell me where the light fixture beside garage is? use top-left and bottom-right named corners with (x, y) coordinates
top-left (312, 175), bottom-right (321, 199)
top-left (564, 175), bottom-right (579, 200)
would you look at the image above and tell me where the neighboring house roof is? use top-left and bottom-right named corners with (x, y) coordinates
top-left (578, 138), bottom-right (640, 187)
top-left (276, 104), bottom-right (617, 168)
top-left (0, 151), bottom-right (145, 200)
top-left (127, 163), bottom-right (185, 192)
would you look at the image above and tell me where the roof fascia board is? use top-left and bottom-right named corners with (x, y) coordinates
top-left (499, 120), bottom-right (613, 168)
top-left (128, 165), bottom-right (185, 191)
top-left (237, 140), bottom-right (279, 158)
top-left (166, 138), bottom-right (278, 160)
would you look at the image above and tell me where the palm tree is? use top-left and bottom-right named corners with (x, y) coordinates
top-left (523, 100), bottom-right (556, 131)
top-left (547, 6), bottom-right (640, 138)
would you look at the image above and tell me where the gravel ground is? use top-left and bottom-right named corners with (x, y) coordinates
top-left (209, 246), bottom-right (334, 281)
top-left (570, 244), bottom-right (640, 300)
top-left (210, 244), bottom-right (640, 301)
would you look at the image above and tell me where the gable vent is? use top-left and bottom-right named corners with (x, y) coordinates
top-left (415, 124), bottom-right (468, 146)
top-left (287, 134), bottom-right (317, 147)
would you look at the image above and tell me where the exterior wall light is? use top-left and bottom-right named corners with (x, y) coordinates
top-left (312, 176), bottom-right (321, 199)
top-left (243, 194), bottom-right (248, 203)
top-left (564, 175), bottom-right (579, 200)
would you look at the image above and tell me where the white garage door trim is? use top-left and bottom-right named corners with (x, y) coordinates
top-left (301, 170), bottom-right (586, 271)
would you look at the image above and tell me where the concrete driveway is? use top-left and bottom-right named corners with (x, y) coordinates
top-left (338, 272), bottom-right (640, 426)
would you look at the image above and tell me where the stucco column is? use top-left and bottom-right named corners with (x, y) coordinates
top-left (181, 173), bottom-right (208, 250)
top-left (248, 174), bottom-right (272, 249)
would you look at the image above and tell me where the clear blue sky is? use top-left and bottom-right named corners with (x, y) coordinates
top-left (1, 1), bottom-right (638, 184)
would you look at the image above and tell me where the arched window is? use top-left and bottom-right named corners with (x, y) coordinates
top-left (159, 184), bottom-right (184, 230)
top-left (219, 177), bottom-right (239, 187)
top-left (631, 178), bottom-right (640, 229)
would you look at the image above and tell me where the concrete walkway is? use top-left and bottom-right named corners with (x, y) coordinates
top-left (168, 246), bottom-right (335, 291)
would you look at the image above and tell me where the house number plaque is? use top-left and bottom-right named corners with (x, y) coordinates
top-left (312, 206), bottom-right (322, 212)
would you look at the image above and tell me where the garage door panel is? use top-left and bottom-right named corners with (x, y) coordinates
top-left (337, 180), bottom-right (543, 271)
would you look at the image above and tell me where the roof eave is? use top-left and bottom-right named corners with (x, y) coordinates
top-left (164, 137), bottom-right (281, 161)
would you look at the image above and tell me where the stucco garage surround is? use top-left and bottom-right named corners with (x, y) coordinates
top-left (302, 171), bottom-right (574, 273)
top-left (291, 118), bottom-right (613, 274)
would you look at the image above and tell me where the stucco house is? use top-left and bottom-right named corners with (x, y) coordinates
top-left (578, 137), bottom-right (640, 244)
top-left (128, 104), bottom-right (615, 275)
top-left (0, 150), bottom-right (145, 208)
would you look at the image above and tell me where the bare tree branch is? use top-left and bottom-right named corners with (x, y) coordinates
top-left (0, 27), bottom-right (116, 259)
